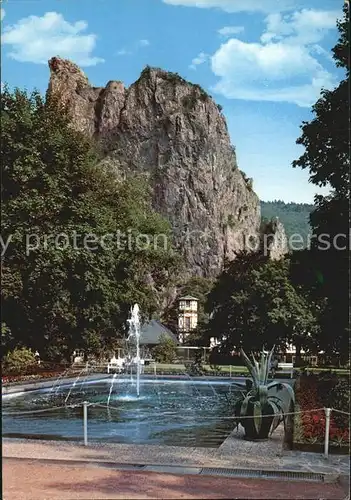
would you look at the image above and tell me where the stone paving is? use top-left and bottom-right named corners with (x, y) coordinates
top-left (3, 458), bottom-right (348, 500)
top-left (3, 425), bottom-right (349, 476)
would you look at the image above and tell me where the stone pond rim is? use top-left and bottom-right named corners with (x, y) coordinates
top-left (46, 56), bottom-right (288, 278)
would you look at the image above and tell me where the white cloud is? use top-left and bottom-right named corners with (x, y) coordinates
top-left (117, 49), bottom-right (131, 56)
top-left (189, 51), bottom-right (209, 69)
top-left (1, 12), bottom-right (104, 67)
top-left (117, 39), bottom-right (150, 56)
top-left (138, 39), bottom-right (150, 47)
top-left (261, 9), bottom-right (339, 45)
top-left (210, 9), bottom-right (338, 107)
top-left (1, 8), bottom-right (5, 21)
top-left (310, 44), bottom-right (334, 62)
top-left (218, 26), bottom-right (244, 37)
top-left (162, 0), bottom-right (296, 13)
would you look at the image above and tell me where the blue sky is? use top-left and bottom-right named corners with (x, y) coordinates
top-left (1, 0), bottom-right (345, 203)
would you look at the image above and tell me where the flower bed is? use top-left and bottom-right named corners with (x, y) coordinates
top-left (2, 371), bottom-right (65, 385)
top-left (292, 374), bottom-right (350, 454)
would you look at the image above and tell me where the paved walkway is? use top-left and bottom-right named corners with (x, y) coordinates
top-left (3, 457), bottom-right (348, 500)
top-left (3, 433), bottom-right (349, 476)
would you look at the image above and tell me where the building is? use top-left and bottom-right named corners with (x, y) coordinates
top-left (72, 320), bottom-right (179, 364)
top-left (139, 319), bottom-right (179, 348)
top-left (282, 343), bottom-right (323, 366)
top-left (177, 295), bottom-right (199, 343)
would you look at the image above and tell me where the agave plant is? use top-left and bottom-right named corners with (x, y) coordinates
top-left (233, 346), bottom-right (295, 440)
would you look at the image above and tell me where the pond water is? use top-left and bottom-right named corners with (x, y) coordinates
top-left (2, 377), bottom-right (240, 447)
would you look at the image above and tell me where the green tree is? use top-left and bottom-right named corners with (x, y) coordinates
top-left (3, 347), bottom-right (37, 375)
top-left (205, 252), bottom-right (265, 352)
top-left (151, 334), bottom-right (177, 363)
top-left (1, 88), bottom-right (177, 360)
top-left (260, 200), bottom-right (314, 246)
top-left (1, 323), bottom-right (14, 354)
top-left (292, 4), bottom-right (350, 359)
top-left (206, 253), bottom-right (319, 357)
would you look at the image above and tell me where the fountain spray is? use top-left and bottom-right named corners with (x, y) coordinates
top-left (127, 304), bottom-right (141, 397)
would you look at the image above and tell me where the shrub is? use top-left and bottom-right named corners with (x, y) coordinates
top-left (227, 214), bottom-right (237, 229)
top-left (3, 347), bottom-right (37, 375)
top-left (152, 334), bottom-right (177, 363)
top-left (182, 94), bottom-right (196, 111)
top-left (209, 364), bottom-right (222, 373)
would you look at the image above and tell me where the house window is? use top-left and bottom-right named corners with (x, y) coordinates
top-left (184, 317), bottom-right (191, 331)
top-left (185, 300), bottom-right (190, 308)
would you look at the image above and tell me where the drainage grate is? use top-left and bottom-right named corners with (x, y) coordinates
top-left (200, 468), bottom-right (328, 483)
top-left (97, 463), bottom-right (146, 471)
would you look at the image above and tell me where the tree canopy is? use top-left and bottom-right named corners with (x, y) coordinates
top-left (260, 201), bottom-right (314, 246)
top-left (205, 253), bottom-right (319, 356)
top-left (1, 88), bottom-right (178, 360)
top-left (292, 4), bottom-right (350, 358)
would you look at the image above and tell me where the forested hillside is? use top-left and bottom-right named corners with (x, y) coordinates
top-left (261, 200), bottom-right (314, 244)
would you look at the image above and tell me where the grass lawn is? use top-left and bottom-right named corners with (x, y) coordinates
top-left (144, 364), bottom-right (349, 376)
top-left (304, 367), bottom-right (349, 375)
top-left (143, 363), bottom-right (248, 374)
top-left (203, 365), bottom-right (248, 373)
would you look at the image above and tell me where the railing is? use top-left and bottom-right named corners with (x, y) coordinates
top-left (3, 403), bottom-right (349, 457)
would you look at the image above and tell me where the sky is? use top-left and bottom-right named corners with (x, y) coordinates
top-left (0, 0), bottom-right (346, 203)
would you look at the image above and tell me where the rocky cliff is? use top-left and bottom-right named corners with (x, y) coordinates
top-left (47, 57), bottom-right (287, 276)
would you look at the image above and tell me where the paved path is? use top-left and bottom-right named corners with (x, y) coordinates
top-left (2, 458), bottom-right (347, 500)
top-left (3, 436), bottom-right (349, 475)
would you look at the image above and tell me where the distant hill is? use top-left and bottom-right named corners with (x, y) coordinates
top-left (261, 200), bottom-right (314, 247)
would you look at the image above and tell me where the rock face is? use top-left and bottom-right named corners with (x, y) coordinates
top-left (260, 218), bottom-right (289, 260)
top-left (47, 57), bottom-right (287, 276)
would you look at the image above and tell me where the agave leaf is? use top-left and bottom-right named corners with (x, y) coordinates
top-left (252, 357), bottom-right (260, 381)
top-left (240, 394), bottom-right (252, 417)
top-left (240, 349), bottom-right (255, 375)
top-left (253, 401), bottom-right (262, 434)
top-left (267, 381), bottom-right (295, 404)
top-left (268, 400), bottom-right (283, 436)
top-left (240, 349), bottom-right (258, 389)
top-left (274, 416), bottom-right (284, 433)
top-left (259, 350), bottom-right (266, 383)
top-left (250, 353), bottom-right (257, 374)
top-left (232, 390), bottom-right (247, 400)
top-left (258, 385), bottom-right (268, 407)
top-left (269, 398), bottom-right (282, 415)
top-left (282, 410), bottom-right (288, 435)
top-left (268, 395), bottom-right (286, 402)
top-left (264, 346), bottom-right (275, 383)
top-left (230, 381), bottom-right (247, 390)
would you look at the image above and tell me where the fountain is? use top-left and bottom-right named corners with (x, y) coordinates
top-left (107, 373), bottom-right (117, 406)
top-left (64, 364), bottom-right (89, 404)
top-left (2, 302), bottom-right (248, 447)
top-left (126, 304), bottom-right (141, 398)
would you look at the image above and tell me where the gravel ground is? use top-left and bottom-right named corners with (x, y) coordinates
top-left (3, 429), bottom-right (349, 475)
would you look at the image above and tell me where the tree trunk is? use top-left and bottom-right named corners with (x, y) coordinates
top-left (295, 342), bottom-right (302, 367)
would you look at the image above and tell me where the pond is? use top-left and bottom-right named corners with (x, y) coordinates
top-left (2, 377), bottom-right (241, 448)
